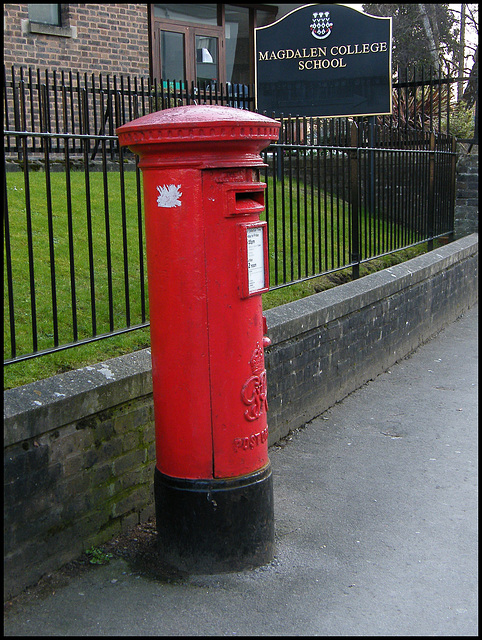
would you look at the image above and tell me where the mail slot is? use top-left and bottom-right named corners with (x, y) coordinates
top-left (232, 185), bottom-right (266, 215)
top-left (117, 105), bottom-right (280, 572)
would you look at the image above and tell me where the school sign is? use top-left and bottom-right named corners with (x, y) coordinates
top-left (255, 4), bottom-right (392, 118)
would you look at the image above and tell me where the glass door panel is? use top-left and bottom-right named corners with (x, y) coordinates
top-left (153, 17), bottom-right (224, 87)
top-left (160, 30), bottom-right (186, 84)
top-left (224, 5), bottom-right (249, 85)
top-left (195, 35), bottom-right (219, 88)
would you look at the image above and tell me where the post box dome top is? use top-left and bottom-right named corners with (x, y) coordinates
top-left (117, 105), bottom-right (280, 168)
top-left (117, 104), bottom-right (279, 147)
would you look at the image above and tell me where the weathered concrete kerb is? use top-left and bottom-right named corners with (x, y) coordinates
top-left (3, 233), bottom-right (478, 600)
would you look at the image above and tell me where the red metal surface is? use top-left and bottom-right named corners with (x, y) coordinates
top-left (117, 105), bottom-right (280, 479)
top-left (117, 104), bottom-right (280, 170)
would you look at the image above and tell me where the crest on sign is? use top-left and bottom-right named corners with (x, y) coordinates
top-left (310, 11), bottom-right (333, 40)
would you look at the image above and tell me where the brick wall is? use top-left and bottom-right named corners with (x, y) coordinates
top-left (3, 4), bottom-right (150, 76)
top-left (3, 233), bottom-right (478, 599)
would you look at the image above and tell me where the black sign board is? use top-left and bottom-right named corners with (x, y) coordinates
top-left (255, 4), bottom-right (392, 118)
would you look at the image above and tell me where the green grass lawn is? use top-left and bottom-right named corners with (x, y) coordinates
top-left (262, 170), bottom-right (420, 288)
top-left (4, 169), bottom-right (150, 388)
top-left (4, 168), bottom-right (425, 390)
top-left (263, 176), bottom-right (352, 287)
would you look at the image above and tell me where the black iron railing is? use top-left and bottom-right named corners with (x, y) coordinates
top-left (4, 65), bottom-right (462, 364)
top-left (261, 116), bottom-right (456, 288)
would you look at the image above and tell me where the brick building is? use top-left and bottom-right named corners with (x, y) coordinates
top-left (3, 4), bottom-right (303, 84)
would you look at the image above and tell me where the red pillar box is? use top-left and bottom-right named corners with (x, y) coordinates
top-left (117, 105), bottom-right (280, 572)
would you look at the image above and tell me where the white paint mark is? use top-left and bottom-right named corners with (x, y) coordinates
top-left (157, 184), bottom-right (182, 208)
top-left (98, 366), bottom-right (115, 380)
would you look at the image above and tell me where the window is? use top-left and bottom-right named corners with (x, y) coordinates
top-left (195, 35), bottom-right (219, 86)
top-left (224, 5), bottom-right (249, 85)
top-left (154, 23), bottom-right (223, 88)
top-left (150, 4), bottom-right (278, 86)
top-left (153, 5), bottom-right (224, 88)
top-left (154, 4), bottom-right (218, 25)
top-left (255, 8), bottom-right (277, 29)
top-left (23, 4), bottom-right (75, 38)
top-left (28, 4), bottom-right (61, 26)
top-left (160, 29), bottom-right (187, 81)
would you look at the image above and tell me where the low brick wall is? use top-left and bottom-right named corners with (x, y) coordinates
top-left (3, 233), bottom-right (478, 599)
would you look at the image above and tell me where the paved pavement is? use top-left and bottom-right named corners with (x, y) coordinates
top-left (4, 304), bottom-right (478, 636)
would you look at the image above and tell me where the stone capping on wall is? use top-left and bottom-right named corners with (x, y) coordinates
top-left (4, 350), bottom-right (153, 449)
top-left (266, 233), bottom-right (479, 345)
top-left (4, 233), bottom-right (478, 452)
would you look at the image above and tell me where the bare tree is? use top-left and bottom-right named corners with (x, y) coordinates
top-left (462, 45), bottom-right (478, 107)
top-left (457, 3), bottom-right (466, 100)
top-left (418, 4), bottom-right (440, 71)
top-left (451, 3), bottom-right (478, 105)
top-left (363, 4), bottom-right (460, 72)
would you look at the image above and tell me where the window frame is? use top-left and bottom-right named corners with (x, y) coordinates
top-left (23, 4), bottom-right (76, 38)
top-left (28, 4), bottom-right (62, 27)
top-left (152, 18), bottom-right (225, 86)
top-left (149, 4), bottom-right (278, 85)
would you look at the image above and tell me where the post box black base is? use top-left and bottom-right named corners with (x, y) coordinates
top-left (154, 463), bottom-right (274, 573)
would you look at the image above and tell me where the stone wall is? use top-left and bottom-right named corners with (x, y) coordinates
top-left (455, 152), bottom-right (478, 238)
top-left (4, 350), bottom-right (155, 599)
top-left (3, 233), bottom-right (478, 599)
top-left (265, 233), bottom-right (478, 443)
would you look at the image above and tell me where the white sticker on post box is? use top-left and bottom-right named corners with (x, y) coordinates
top-left (247, 227), bottom-right (265, 293)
